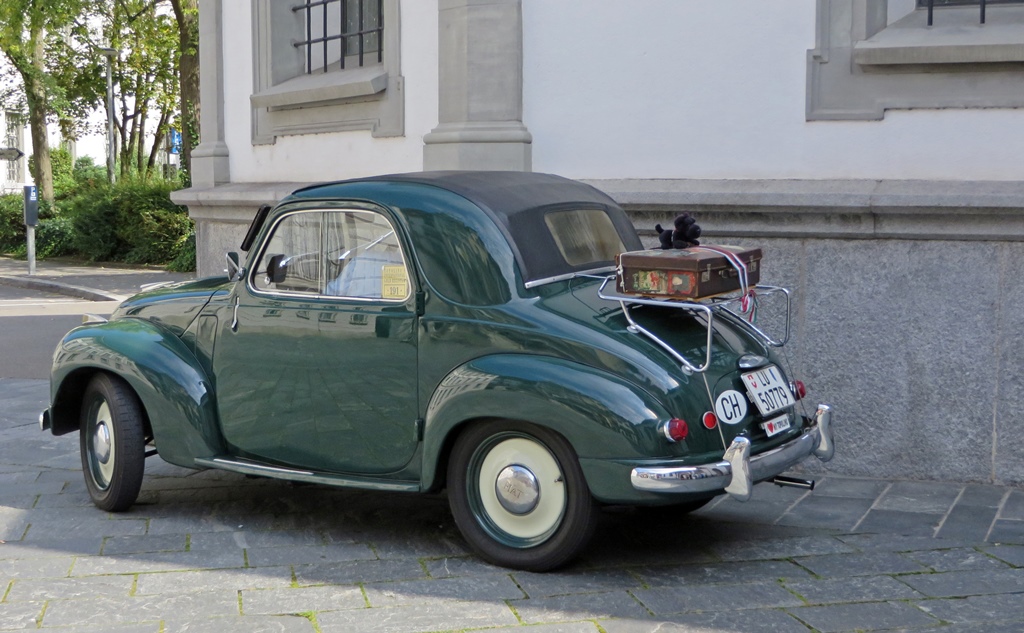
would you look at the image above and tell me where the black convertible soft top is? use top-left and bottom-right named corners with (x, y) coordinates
top-left (359, 171), bottom-right (643, 285)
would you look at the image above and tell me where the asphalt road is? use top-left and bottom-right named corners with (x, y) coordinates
top-left (0, 285), bottom-right (117, 379)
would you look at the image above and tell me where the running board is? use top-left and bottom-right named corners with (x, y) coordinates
top-left (194, 457), bottom-right (420, 493)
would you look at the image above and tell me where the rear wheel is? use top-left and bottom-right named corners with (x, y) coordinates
top-left (80, 374), bottom-right (146, 512)
top-left (447, 420), bottom-right (597, 571)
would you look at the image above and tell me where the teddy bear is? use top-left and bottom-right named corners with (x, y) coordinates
top-left (655, 212), bottom-right (701, 249)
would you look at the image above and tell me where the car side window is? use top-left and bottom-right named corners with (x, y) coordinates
top-left (324, 210), bottom-right (410, 300)
top-left (252, 212), bottom-right (322, 294)
top-left (252, 209), bottom-right (410, 301)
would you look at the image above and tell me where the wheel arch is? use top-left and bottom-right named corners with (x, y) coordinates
top-left (48, 319), bottom-right (225, 467)
top-left (420, 354), bottom-right (670, 494)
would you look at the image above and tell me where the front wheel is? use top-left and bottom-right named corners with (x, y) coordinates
top-left (80, 374), bottom-right (146, 512)
top-left (447, 421), bottom-right (597, 571)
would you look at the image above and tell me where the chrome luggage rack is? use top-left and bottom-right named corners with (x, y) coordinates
top-left (595, 275), bottom-right (792, 374)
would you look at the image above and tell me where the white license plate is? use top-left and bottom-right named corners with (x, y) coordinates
top-left (761, 414), bottom-right (791, 437)
top-left (741, 365), bottom-right (795, 416)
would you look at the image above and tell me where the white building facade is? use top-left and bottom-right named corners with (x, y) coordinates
top-left (175, 0), bottom-right (1024, 484)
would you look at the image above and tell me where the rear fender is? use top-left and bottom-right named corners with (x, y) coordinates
top-left (420, 354), bottom-right (669, 493)
top-left (48, 318), bottom-right (223, 467)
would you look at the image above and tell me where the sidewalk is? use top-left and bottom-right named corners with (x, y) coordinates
top-left (1, 376), bottom-right (1022, 632)
top-left (1, 257), bottom-right (1022, 632)
top-left (0, 256), bottom-right (196, 302)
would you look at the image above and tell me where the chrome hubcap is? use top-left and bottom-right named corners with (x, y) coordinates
top-left (94, 422), bottom-right (111, 464)
top-left (495, 464), bottom-right (540, 515)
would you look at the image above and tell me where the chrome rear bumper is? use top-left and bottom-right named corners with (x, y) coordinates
top-left (631, 404), bottom-right (834, 501)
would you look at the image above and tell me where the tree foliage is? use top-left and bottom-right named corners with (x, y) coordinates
top-left (0, 0), bottom-right (97, 204)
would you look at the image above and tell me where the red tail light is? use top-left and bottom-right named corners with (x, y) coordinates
top-left (702, 411), bottom-right (718, 430)
top-left (662, 418), bottom-right (689, 442)
top-left (792, 380), bottom-right (807, 400)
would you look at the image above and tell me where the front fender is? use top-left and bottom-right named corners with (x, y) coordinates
top-left (49, 318), bottom-right (223, 467)
top-left (420, 354), bottom-right (670, 493)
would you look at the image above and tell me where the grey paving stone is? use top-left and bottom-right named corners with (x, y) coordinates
top-left (837, 533), bottom-right (975, 552)
top-left (44, 624), bottom-right (162, 633)
top-left (898, 568), bottom-right (1024, 598)
top-left (23, 516), bottom-right (148, 540)
top-left (0, 555), bottom-right (73, 578)
top-left (634, 559), bottom-right (811, 588)
top-left (708, 535), bottom-right (855, 562)
top-left (0, 600), bottom-right (43, 630)
top-left (988, 519), bottom-right (1024, 544)
top-left (856, 509), bottom-right (944, 536)
top-left (42, 591), bottom-right (241, 627)
top-left (316, 600), bottom-right (519, 632)
top-left (490, 623), bottom-right (600, 633)
top-left (983, 543), bottom-right (1024, 566)
top-left (241, 584), bottom-right (366, 615)
top-left (0, 536), bottom-right (102, 559)
top-left (70, 549), bottom-right (245, 576)
top-left (512, 568), bottom-right (642, 598)
top-left (794, 550), bottom-right (928, 577)
top-left (634, 581), bottom-right (803, 615)
top-left (907, 547), bottom-right (1012, 572)
top-left (0, 481), bottom-right (66, 498)
top-left (956, 484), bottom-right (1010, 508)
top-left (776, 494), bottom-right (874, 530)
top-left (103, 533), bottom-right (187, 555)
top-left (915, 593), bottom-right (1024, 623)
top-left (876, 481), bottom-right (962, 514)
top-left (4, 574), bottom-right (134, 601)
top-left (245, 543), bottom-right (376, 567)
top-left (0, 495), bottom-right (38, 510)
top-left (600, 610), bottom-right (810, 633)
top-left (363, 573), bottom-right (525, 607)
top-left (367, 530), bottom-right (468, 560)
top-left (514, 590), bottom-right (652, 624)
top-left (134, 566), bottom-right (295, 595)
top-left (784, 574), bottom-right (925, 605)
top-left (788, 601), bottom-right (939, 632)
top-left (913, 623), bottom-right (1024, 633)
top-left (166, 615), bottom-right (316, 633)
top-left (422, 555), bottom-right (507, 578)
top-left (699, 498), bottom-right (792, 525)
top-left (937, 504), bottom-right (1000, 541)
top-left (189, 529), bottom-right (325, 552)
top-left (1002, 490), bottom-right (1024, 520)
top-left (0, 472), bottom-right (41, 485)
top-left (145, 514), bottom-right (253, 535)
top-left (293, 558), bottom-right (427, 586)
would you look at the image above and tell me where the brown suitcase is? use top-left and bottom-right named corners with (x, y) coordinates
top-left (615, 245), bottom-right (762, 300)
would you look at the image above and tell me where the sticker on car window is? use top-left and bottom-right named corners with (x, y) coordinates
top-left (381, 265), bottom-right (409, 299)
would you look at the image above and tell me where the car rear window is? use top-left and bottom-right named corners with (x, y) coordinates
top-left (544, 209), bottom-right (627, 267)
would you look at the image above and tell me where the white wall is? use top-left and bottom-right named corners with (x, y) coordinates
top-left (223, 0), bottom-right (439, 183)
top-left (522, 0), bottom-right (1024, 181)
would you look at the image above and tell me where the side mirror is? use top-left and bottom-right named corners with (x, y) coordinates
top-left (266, 254), bottom-right (289, 284)
top-left (225, 252), bottom-right (244, 282)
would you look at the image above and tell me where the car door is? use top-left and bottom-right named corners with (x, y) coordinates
top-left (211, 206), bottom-right (420, 475)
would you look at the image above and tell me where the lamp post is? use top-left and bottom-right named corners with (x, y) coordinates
top-left (98, 47), bottom-right (116, 184)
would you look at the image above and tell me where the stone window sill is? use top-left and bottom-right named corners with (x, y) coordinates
top-left (854, 6), bottom-right (1024, 66)
top-left (250, 66), bottom-right (388, 110)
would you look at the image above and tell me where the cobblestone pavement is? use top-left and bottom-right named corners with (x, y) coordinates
top-left (1, 260), bottom-right (1023, 632)
top-left (1, 380), bottom-right (1022, 633)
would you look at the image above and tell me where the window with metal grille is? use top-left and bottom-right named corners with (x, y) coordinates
top-left (292, 0), bottom-right (382, 75)
top-left (4, 112), bottom-right (22, 183)
top-left (917, 0), bottom-right (1022, 24)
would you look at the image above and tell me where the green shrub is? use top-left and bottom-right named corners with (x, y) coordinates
top-left (36, 215), bottom-right (77, 258)
top-left (0, 194), bottom-right (24, 253)
top-left (68, 179), bottom-right (194, 267)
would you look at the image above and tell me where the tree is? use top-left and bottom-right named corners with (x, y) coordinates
top-left (169, 0), bottom-right (198, 181)
top-left (102, 0), bottom-right (181, 179)
top-left (0, 0), bottom-right (94, 204)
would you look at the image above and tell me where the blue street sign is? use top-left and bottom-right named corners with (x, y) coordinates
top-left (169, 128), bottom-right (182, 155)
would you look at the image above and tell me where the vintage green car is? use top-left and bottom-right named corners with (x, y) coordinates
top-left (41, 171), bottom-right (833, 571)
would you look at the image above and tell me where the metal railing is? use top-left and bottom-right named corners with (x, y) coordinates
top-left (920, 0), bottom-right (1019, 25)
top-left (291, 0), bottom-right (382, 74)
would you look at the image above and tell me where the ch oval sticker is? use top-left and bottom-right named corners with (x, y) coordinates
top-left (715, 390), bottom-right (749, 425)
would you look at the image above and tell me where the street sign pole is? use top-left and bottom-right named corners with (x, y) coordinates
top-left (24, 186), bottom-right (38, 275)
